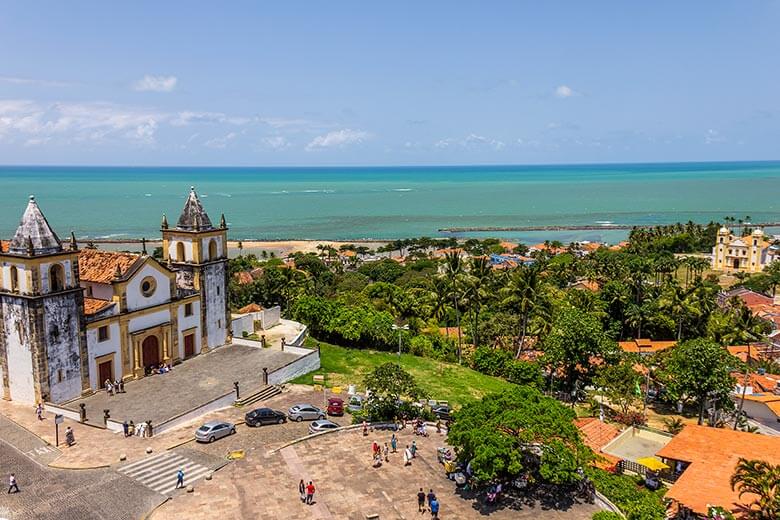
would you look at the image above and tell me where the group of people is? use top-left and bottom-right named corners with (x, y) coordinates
top-left (104, 378), bottom-right (125, 396)
top-left (413, 418), bottom-right (429, 437)
top-left (371, 440), bottom-right (390, 467)
top-left (416, 488), bottom-right (440, 518)
top-left (122, 420), bottom-right (151, 437)
top-left (298, 479), bottom-right (316, 505)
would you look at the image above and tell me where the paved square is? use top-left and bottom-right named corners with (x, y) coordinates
top-left (69, 344), bottom-right (300, 426)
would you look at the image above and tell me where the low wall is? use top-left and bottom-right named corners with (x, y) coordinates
top-left (268, 349), bottom-right (321, 385)
top-left (284, 344), bottom-right (313, 356)
top-left (44, 402), bottom-right (82, 422)
top-left (286, 326), bottom-right (308, 348)
top-left (261, 306), bottom-right (281, 329)
top-left (231, 314), bottom-right (254, 338)
top-left (154, 391), bottom-right (236, 436)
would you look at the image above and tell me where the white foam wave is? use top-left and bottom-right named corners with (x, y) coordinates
top-left (392, 188), bottom-right (413, 192)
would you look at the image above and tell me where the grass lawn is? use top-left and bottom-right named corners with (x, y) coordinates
top-left (291, 338), bottom-right (515, 407)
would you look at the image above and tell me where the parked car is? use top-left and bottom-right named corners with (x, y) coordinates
top-left (245, 407), bottom-right (286, 427)
top-left (195, 421), bottom-right (236, 443)
top-left (347, 395), bottom-right (364, 412)
top-left (327, 397), bottom-right (344, 416)
top-left (432, 405), bottom-right (452, 420)
top-left (288, 404), bottom-right (326, 422)
top-left (308, 419), bottom-right (340, 434)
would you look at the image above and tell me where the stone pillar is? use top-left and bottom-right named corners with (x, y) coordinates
top-left (133, 337), bottom-right (143, 378)
top-left (162, 331), bottom-right (171, 364)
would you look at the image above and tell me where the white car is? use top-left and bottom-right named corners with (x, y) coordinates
top-left (308, 419), bottom-right (339, 434)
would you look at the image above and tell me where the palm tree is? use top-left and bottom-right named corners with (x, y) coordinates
top-left (501, 263), bottom-right (544, 358)
top-left (463, 256), bottom-right (492, 348)
top-left (730, 458), bottom-right (780, 519)
top-left (658, 282), bottom-right (700, 341)
top-left (442, 251), bottom-right (464, 363)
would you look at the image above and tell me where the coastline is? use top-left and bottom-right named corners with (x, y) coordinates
top-left (87, 239), bottom-right (391, 257)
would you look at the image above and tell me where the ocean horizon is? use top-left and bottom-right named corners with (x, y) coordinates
top-left (1, 160), bottom-right (779, 243)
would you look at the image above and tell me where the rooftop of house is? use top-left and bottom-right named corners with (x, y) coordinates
top-left (78, 248), bottom-right (141, 284)
top-left (656, 424), bottom-right (780, 516)
top-left (8, 196), bottom-right (63, 255)
top-left (237, 303), bottom-right (264, 314)
top-left (234, 271), bottom-right (254, 285)
top-left (0, 240), bottom-right (8, 253)
top-left (176, 186), bottom-right (213, 231)
top-left (618, 339), bottom-right (677, 354)
top-left (83, 297), bottom-right (115, 316)
top-left (574, 418), bottom-right (621, 453)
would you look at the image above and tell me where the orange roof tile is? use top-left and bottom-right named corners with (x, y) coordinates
top-left (618, 339), bottom-right (677, 354)
top-left (79, 249), bottom-right (140, 284)
top-left (575, 418), bottom-right (621, 452)
top-left (83, 297), bottom-right (114, 316)
top-left (0, 240), bottom-right (8, 253)
top-left (234, 271), bottom-right (254, 285)
top-left (656, 425), bottom-right (780, 516)
top-left (766, 400), bottom-right (780, 417)
top-left (237, 303), bottom-right (264, 314)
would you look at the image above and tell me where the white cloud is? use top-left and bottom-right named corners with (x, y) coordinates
top-left (133, 75), bottom-right (178, 92)
top-left (705, 129), bottom-right (725, 145)
top-left (260, 136), bottom-right (291, 150)
top-left (204, 132), bottom-right (237, 149)
top-left (435, 134), bottom-right (505, 151)
top-left (0, 76), bottom-right (72, 87)
top-left (554, 85), bottom-right (577, 98)
top-left (306, 128), bottom-right (369, 151)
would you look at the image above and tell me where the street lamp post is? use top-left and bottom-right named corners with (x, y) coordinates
top-left (391, 324), bottom-right (409, 359)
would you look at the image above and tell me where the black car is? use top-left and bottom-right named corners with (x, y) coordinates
top-left (245, 407), bottom-right (287, 427)
top-left (432, 405), bottom-right (451, 420)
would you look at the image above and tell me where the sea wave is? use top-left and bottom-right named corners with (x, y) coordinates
top-left (392, 188), bottom-right (413, 192)
top-left (302, 189), bottom-right (336, 193)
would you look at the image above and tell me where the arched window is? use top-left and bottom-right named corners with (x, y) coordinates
top-left (208, 240), bottom-right (218, 261)
top-left (10, 266), bottom-right (19, 292)
top-left (49, 264), bottom-right (65, 292)
top-left (176, 242), bottom-right (185, 262)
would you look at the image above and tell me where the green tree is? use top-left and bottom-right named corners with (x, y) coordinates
top-left (730, 458), bottom-right (780, 519)
top-left (501, 263), bottom-right (545, 359)
top-left (447, 386), bottom-right (590, 484)
top-left (594, 360), bottom-right (643, 416)
top-left (659, 338), bottom-right (739, 425)
top-left (542, 307), bottom-right (618, 398)
top-left (363, 363), bottom-right (426, 420)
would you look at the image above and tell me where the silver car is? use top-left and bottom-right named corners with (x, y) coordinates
top-left (308, 419), bottom-right (340, 435)
top-left (288, 404), bottom-right (326, 422)
top-left (195, 421), bottom-right (236, 443)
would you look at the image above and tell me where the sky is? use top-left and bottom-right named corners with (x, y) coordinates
top-left (0, 1), bottom-right (779, 166)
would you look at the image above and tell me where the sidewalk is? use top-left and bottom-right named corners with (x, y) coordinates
top-left (0, 399), bottom-right (197, 469)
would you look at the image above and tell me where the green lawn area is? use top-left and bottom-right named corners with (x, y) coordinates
top-left (291, 338), bottom-right (515, 407)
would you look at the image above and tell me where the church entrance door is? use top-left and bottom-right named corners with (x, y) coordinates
top-left (184, 334), bottom-right (195, 358)
top-left (142, 336), bottom-right (160, 370)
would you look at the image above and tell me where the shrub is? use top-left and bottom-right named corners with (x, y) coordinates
top-left (409, 335), bottom-right (434, 357)
top-left (587, 467), bottom-right (665, 520)
top-left (592, 512), bottom-right (623, 520)
top-left (612, 411), bottom-right (647, 427)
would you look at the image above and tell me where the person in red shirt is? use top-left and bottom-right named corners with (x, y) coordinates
top-left (305, 481), bottom-right (315, 505)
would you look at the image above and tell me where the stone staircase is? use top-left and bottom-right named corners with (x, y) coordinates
top-left (234, 384), bottom-right (282, 407)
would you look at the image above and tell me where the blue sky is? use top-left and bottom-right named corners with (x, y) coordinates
top-left (0, 1), bottom-right (778, 166)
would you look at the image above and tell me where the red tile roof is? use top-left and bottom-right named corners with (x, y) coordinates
top-left (575, 418), bottom-right (621, 452)
top-left (79, 249), bottom-right (140, 284)
top-left (83, 297), bottom-right (114, 316)
top-left (618, 339), bottom-right (677, 354)
top-left (234, 271), bottom-right (254, 285)
top-left (0, 240), bottom-right (8, 253)
top-left (656, 425), bottom-right (780, 517)
top-left (237, 303), bottom-right (264, 314)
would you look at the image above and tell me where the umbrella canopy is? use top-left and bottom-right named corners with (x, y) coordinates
top-left (636, 457), bottom-right (669, 471)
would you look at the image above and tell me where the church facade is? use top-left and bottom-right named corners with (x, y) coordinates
top-left (0, 188), bottom-right (230, 404)
top-left (712, 226), bottom-right (774, 273)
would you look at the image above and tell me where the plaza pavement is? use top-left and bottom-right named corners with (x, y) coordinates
top-left (68, 343), bottom-right (299, 426)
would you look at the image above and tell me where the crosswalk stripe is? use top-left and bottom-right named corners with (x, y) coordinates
top-left (119, 452), bottom-right (178, 473)
top-left (123, 455), bottom-right (188, 479)
top-left (154, 467), bottom-right (212, 495)
top-left (117, 451), bottom-right (213, 496)
top-left (144, 461), bottom-right (203, 489)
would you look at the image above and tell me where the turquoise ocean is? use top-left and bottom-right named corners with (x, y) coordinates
top-left (1, 162), bottom-right (779, 243)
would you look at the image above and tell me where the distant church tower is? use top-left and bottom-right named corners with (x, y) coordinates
top-left (0, 196), bottom-right (89, 403)
top-left (161, 187), bottom-right (230, 351)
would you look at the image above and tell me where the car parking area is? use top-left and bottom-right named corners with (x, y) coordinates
top-left (183, 385), bottom-right (353, 458)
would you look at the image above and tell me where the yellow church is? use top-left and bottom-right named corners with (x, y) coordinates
top-left (712, 227), bottom-right (773, 273)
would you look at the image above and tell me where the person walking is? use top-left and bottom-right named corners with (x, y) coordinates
top-left (430, 497), bottom-right (440, 518)
top-left (175, 468), bottom-right (184, 489)
top-left (390, 433), bottom-right (397, 453)
top-left (35, 403), bottom-right (43, 421)
top-left (7, 473), bottom-right (19, 494)
top-left (298, 479), bottom-right (306, 502)
top-left (410, 440), bottom-right (418, 458)
top-left (305, 481), bottom-right (315, 504)
top-left (128, 420), bottom-right (135, 436)
top-left (104, 379), bottom-right (113, 396)
top-left (417, 488), bottom-right (426, 512)
top-left (427, 489), bottom-right (436, 510)
top-left (383, 442), bottom-right (389, 462)
top-left (122, 420), bottom-right (129, 438)
top-left (403, 445), bottom-right (412, 466)
top-left (65, 426), bottom-right (75, 447)
top-left (114, 379), bottom-right (122, 394)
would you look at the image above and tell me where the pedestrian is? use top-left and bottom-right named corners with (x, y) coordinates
top-left (430, 497), bottom-right (440, 518)
top-left (298, 479), bottom-right (306, 502)
top-left (65, 426), bottom-right (75, 447)
top-left (383, 442), bottom-right (389, 462)
top-left (175, 468), bottom-right (184, 489)
top-left (436, 420), bottom-right (442, 434)
top-left (410, 440), bottom-right (418, 458)
top-left (305, 481), bottom-right (315, 504)
top-left (7, 473), bottom-right (19, 494)
top-left (104, 379), bottom-right (113, 396)
top-left (114, 379), bottom-right (121, 394)
top-left (372, 440), bottom-right (379, 456)
top-left (362, 420), bottom-right (368, 436)
top-left (427, 489), bottom-right (436, 509)
top-left (403, 445), bottom-right (412, 466)
top-left (390, 433), bottom-right (397, 453)
top-left (128, 420), bottom-right (135, 436)
top-left (417, 487), bottom-right (426, 512)
top-left (35, 402), bottom-right (43, 421)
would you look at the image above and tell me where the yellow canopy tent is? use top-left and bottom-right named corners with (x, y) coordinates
top-left (636, 457), bottom-right (669, 471)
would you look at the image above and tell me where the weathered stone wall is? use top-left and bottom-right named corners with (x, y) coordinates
top-left (203, 262), bottom-right (228, 348)
top-left (43, 294), bottom-right (83, 403)
top-left (1, 298), bottom-right (36, 403)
